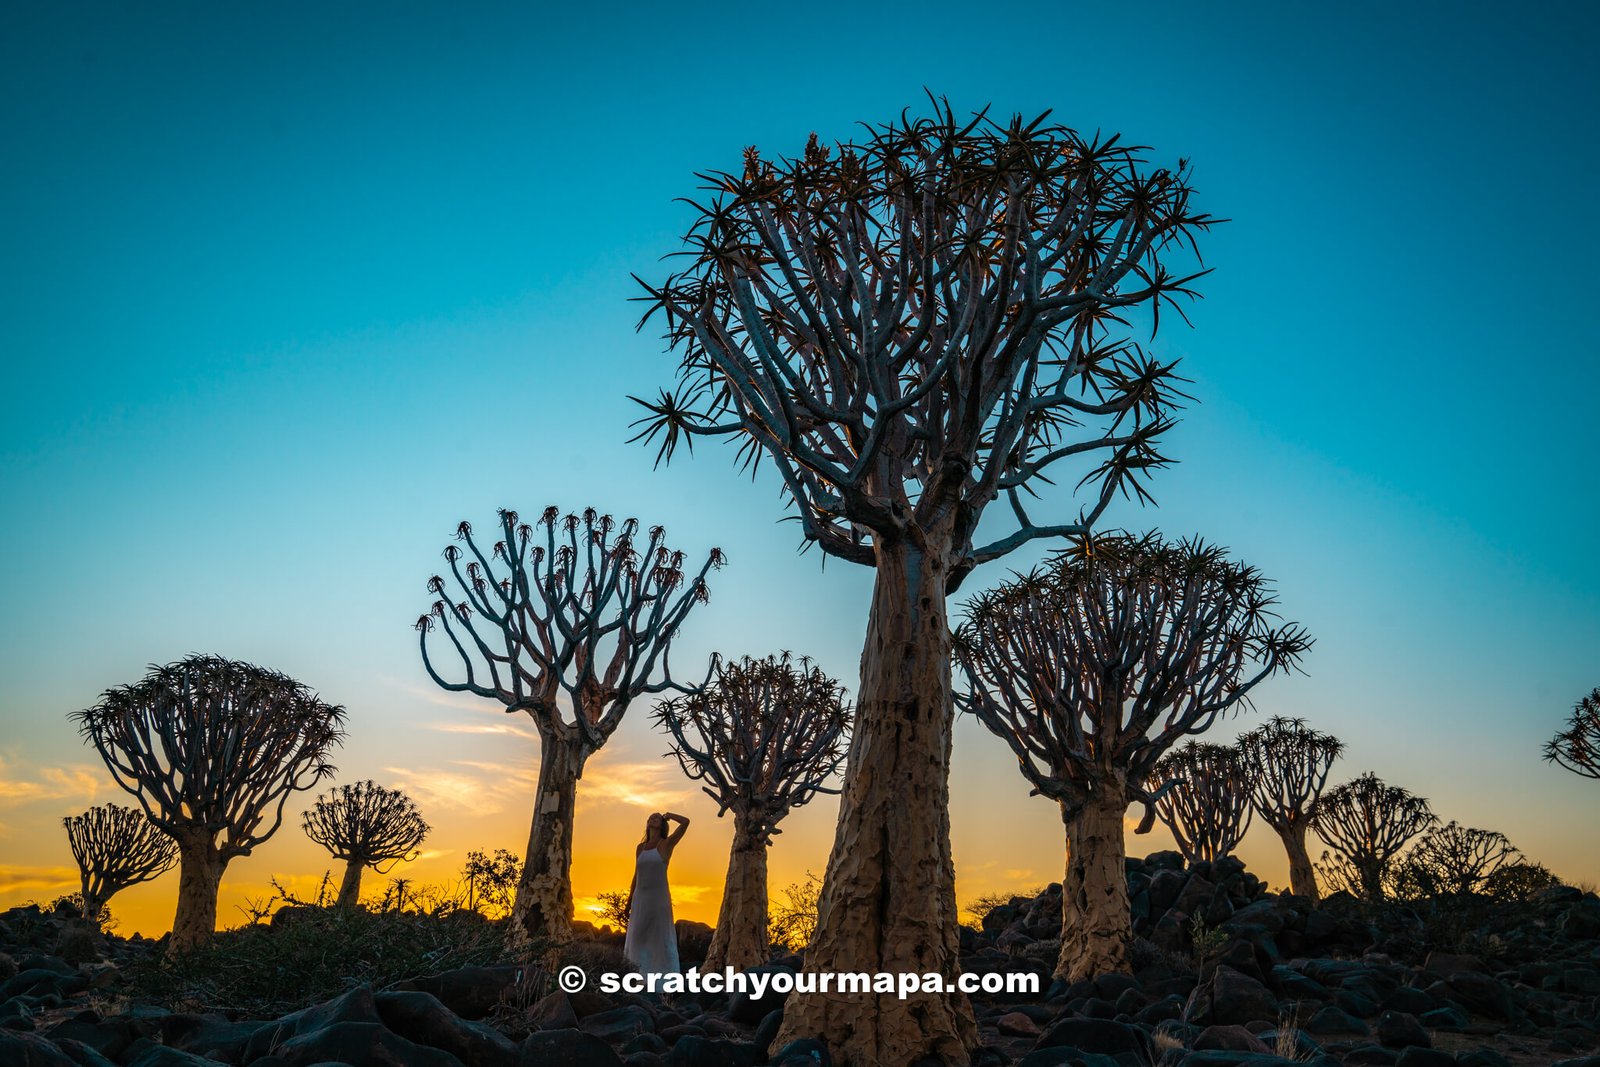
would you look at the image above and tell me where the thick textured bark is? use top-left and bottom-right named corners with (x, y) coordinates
top-left (337, 858), bottom-right (364, 910)
top-left (80, 890), bottom-right (105, 925)
top-left (704, 815), bottom-right (770, 973)
top-left (168, 838), bottom-right (226, 955)
top-left (1279, 823), bottom-right (1319, 901)
top-left (1058, 784), bottom-right (1131, 981)
top-left (509, 735), bottom-right (586, 945)
top-left (775, 535), bottom-right (975, 1067)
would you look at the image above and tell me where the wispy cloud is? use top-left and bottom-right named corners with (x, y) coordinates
top-left (578, 760), bottom-right (694, 812)
top-left (428, 721), bottom-right (539, 741)
top-left (0, 754), bottom-right (106, 805)
top-left (1004, 868), bottom-right (1036, 881)
top-left (0, 865), bottom-right (78, 895)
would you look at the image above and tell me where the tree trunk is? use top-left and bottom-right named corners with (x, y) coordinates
top-left (1057, 783), bottom-right (1131, 982)
top-left (509, 734), bottom-right (586, 946)
top-left (168, 836), bottom-right (226, 956)
top-left (775, 534), bottom-right (975, 1067)
top-left (80, 890), bottom-right (105, 927)
top-left (1358, 858), bottom-right (1385, 903)
top-left (704, 814), bottom-right (770, 973)
top-left (1279, 822), bottom-right (1319, 901)
top-left (337, 858), bottom-right (364, 910)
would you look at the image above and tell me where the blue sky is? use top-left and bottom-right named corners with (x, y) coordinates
top-left (2, 2), bottom-right (1597, 929)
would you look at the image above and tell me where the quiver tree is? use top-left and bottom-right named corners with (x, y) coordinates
top-left (634, 100), bottom-right (1215, 1065)
top-left (417, 506), bottom-right (723, 944)
top-left (1151, 742), bottom-right (1256, 863)
top-left (73, 655), bottom-right (345, 953)
top-left (1546, 687), bottom-right (1600, 779)
top-left (1390, 821), bottom-right (1522, 898)
top-left (953, 533), bottom-right (1309, 982)
top-left (63, 803), bottom-right (179, 925)
top-left (1236, 716), bottom-right (1343, 899)
top-left (302, 781), bottom-right (429, 909)
top-left (1311, 772), bottom-right (1434, 902)
top-left (654, 653), bottom-right (850, 971)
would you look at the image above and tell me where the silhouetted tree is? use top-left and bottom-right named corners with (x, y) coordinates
top-left (74, 655), bottom-right (345, 953)
top-left (63, 803), bottom-right (178, 925)
top-left (633, 98), bottom-right (1214, 1063)
top-left (1236, 716), bottom-right (1343, 900)
top-left (1546, 687), bottom-right (1600, 779)
top-left (417, 507), bottom-right (723, 944)
top-left (1152, 742), bottom-right (1256, 863)
top-left (1311, 773), bottom-right (1434, 902)
top-left (1389, 820), bottom-right (1521, 898)
top-left (460, 848), bottom-right (520, 918)
top-left (654, 653), bottom-right (850, 970)
top-left (954, 533), bottom-right (1309, 980)
top-left (1482, 861), bottom-right (1561, 901)
top-left (302, 781), bottom-right (429, 909)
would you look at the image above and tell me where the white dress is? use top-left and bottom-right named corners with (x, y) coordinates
top-left (623, 846), bottom-right (680, 975)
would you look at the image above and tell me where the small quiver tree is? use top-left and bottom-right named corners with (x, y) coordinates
top-left (302, 781), bottom-right (429, 909)
top-left (63, 803), bottom-right (178, 926)
top-left (417, 507), bottom-right (723, 945)
top-left (1546, 687), bottom-right (1600, 779)
top-left (1388, 821), bottom-right (1521, 899)
top-left (1311, 772), bottom-right (1434, 902)
top-left (73, 655), bottom-right (345, 953)
top-left (654, 653), bottom-right (850, 971)
top-left (1236, 716), bottom-right (1343, 900)
top-left (1151, 742), bottom-right (1256, 863)
top-left (634, 100), bottom-right (1215, 1066)
top-left (954, 533), bottom-right (1310, 981)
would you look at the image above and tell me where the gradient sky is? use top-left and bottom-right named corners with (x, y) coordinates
top-left (3, 2), bottom-right (1597, 936)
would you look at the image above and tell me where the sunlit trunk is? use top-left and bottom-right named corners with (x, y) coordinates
top-left (509, 734), bottom-right (585, 945)
top-left (775, 533), bottom-right (975, 1066)
top-left (1058, 783), bottom-right (1131, 981)
top-left (168, 835), bottom-right (226, 956)
top-left (703, 814), bottom-right (769, 972)
top-left (1279, 823), bottom-right (1319, 900)
top-left (336, 858), bottom-right (364, 910)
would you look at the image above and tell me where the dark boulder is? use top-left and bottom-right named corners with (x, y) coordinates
top-left (519, 1027), bottom-right (625, 1066)
top-left (375, 989), bottom-right (518, 1066)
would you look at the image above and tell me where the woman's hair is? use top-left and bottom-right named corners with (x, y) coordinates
top-left (640, 812), bottom-right (666, 847)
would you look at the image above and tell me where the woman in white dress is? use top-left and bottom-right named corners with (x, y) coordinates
top-left (623, 811), bottom-right (689, 975)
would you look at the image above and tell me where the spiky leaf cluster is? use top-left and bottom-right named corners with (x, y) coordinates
top-left (1237, 716), bottom-right (1344, 833)
top-left (654, 653), bottom-right (850, 842)
top-left (303, 780), bottom-right (429, 871)
top-left (1151, 742), bottom-right (1257, 862)
top-left (953, 532), bottom-right (1310, 820)
top-left (74, 655), bottom-right (345, 858)
top-left (418, 507), bottom-right (725, 745)
top-left (1545, 687), bottom-right (1600, 779)
top-left (634, 99), bottom-right (1217, 586)
top-left (64, 803), bottom-right (178, 904)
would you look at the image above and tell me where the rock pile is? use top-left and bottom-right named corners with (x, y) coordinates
top-left (3, 856), bottom-right (1598, 1066)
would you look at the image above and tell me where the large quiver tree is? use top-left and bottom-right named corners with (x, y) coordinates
top-left (954, 533), bottom-right (1309, 981)
top-left (1311, 772), bottom-right (1434, 902)
top-left (1152, 742), bottom-right (1256, 863)
top-left (73, 655), bottom-right (345, 953)
top-left (1236, 716), bottom-right (1343, 900)
top-left (63, 803), bottom-right (179, 925)
top-left (635, 100), bottom-right (1214, 1065)
top-left (1546, 687), bottom-right (1600, 779)
top-left (654, 653), bottom-right (850, 971)
top-left (418, 506), bottom-right (723, 944)
top-left (303, 781), bottom-right (429, 909)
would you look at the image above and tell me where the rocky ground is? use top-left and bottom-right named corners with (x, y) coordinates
top-left (2, 853), bottom-right (1598, 1066)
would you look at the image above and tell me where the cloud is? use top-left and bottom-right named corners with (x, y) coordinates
top-left (428, 722), bottom-right (539, 741)
top-left (578, 761), bottom-right (694, 812)
top-left (1004, 868), bottom-right (1036, 881)
top-left (0, 865), bottom-right (78, 895)
top-left (0, 754), bottom-right (106, 806)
